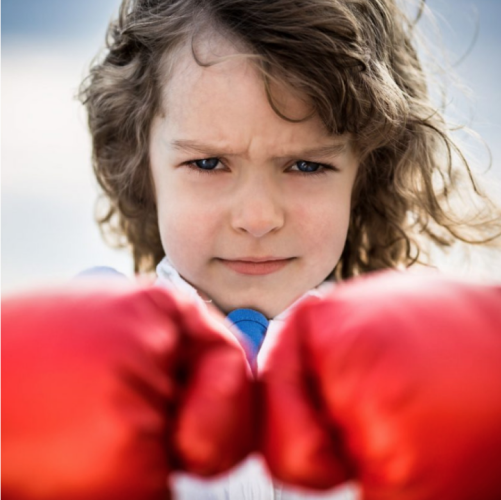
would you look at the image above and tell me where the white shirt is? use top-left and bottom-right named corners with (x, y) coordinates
top-left (156, 256), bottom-right (360, 500)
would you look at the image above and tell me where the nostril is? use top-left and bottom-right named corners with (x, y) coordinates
top-left (234, 215), bottom-right (284, 238)
top-left (231, 204), bottom-right (284, 238)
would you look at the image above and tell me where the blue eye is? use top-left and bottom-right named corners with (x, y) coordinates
top-left (194, 158), bottom-right (219, 170)
top-left (295, 160), bottom-right (322, 173)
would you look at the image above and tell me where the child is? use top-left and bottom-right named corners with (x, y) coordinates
top-left (78, 0), bottom-right (501, 497)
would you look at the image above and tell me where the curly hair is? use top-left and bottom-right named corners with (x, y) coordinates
top-left (80, 0), bottom-right (500, 278)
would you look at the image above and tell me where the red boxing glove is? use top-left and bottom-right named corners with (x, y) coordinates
top-left (260, 272), bottom-right (501, 500)
top-left (2, 282), bottom-right (254, 500)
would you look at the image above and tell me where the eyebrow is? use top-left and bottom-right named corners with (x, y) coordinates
top-left (170, 139), bottom-right (349, 160)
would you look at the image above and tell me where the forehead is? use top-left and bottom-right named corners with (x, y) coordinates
top-left (156, 34), bottom-right (341, 157)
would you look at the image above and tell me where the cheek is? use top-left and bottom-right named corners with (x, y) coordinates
top-left (156, 186), bottom-right (220, 263)
top-left (294, 195), bottom-right (351, 260)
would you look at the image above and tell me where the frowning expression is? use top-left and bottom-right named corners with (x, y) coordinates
top-left (149, 38), bottom-right (359, 318)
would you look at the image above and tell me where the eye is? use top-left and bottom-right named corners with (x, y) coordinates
top-left (290, 160), bottom-right (335, 175)
top-left (295, 160), bottom-right (322, 173)
top-left (192, 158), bottom-right (220, 170)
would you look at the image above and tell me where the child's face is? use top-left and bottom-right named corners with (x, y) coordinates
top-left (149, 37), bottom-right (359, 318)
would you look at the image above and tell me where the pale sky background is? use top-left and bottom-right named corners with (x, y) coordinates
top-left (2, 0), bottom-right (501, 293)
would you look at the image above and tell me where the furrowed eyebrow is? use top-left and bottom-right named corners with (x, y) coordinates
top-left (170, 139), bottom-right (349, 159)
top-left (274, 143), bottom-right (348, 161)
top-left (170, 139), bottom-right (233, 157)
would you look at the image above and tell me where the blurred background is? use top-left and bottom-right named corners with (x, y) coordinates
top-left (2, 0), bottom-right (501, 293)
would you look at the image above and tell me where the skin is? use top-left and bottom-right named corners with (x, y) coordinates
top-left (149, 35), bottom-right (359, 318)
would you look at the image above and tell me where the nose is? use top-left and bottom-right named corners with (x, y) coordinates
top-left (231, 175), bottom-right (285, 238)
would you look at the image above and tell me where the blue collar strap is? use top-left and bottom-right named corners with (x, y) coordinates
top-left (226, 308), bottom-right (269, 364)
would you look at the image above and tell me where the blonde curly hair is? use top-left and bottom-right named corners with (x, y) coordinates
top-left (80, 0), bottom-right (500, 278)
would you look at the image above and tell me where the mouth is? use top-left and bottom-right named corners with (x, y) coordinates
top-left (218, 257), bottom-right (295, 276)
